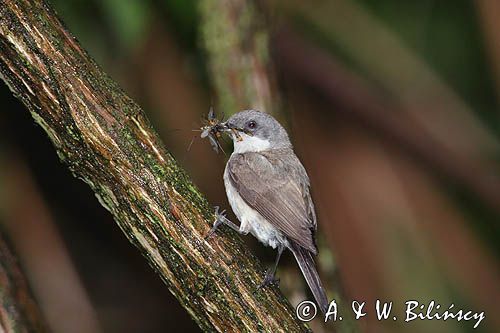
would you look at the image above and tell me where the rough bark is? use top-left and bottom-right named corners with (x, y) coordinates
top-left (0, 0), bottom-right (308, 331)
top-left (0, 233), bottom-right (48, 332)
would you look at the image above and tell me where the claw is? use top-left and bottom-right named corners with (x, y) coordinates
top-left (257, 270), bottom-right (280, 289)
top-left (205, 206), bottom-right (226, 239)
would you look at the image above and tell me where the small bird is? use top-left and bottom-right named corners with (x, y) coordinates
top-left (208, 109), bottom-right (329, 313)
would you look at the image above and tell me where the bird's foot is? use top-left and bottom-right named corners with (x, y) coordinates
top-left (205, 206), bottom-right (226, 240)
top-left (257, 270), bottom-right (280, 289)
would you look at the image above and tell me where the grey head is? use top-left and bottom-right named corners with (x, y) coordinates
top-left (223, 110), bottom-right (292, 153)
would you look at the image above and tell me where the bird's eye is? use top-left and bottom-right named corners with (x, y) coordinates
top-left (247, 120), bottom-right (257, 129)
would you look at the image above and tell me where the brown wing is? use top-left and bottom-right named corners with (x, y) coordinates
top-left (227, 151), bottom-right (317, 253)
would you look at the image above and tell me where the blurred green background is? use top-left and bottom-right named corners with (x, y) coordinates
top-left (1, 0), bottom-right (498, 332)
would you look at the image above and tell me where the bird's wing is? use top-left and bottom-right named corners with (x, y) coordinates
top-left (227, 151), bottom-right (317, 253)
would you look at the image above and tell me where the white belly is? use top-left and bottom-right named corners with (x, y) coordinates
top-left (224, 166), bottom-right (289, 249)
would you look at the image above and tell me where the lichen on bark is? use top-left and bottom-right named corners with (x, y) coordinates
top-left (0, 0), bottom-right (309, 331)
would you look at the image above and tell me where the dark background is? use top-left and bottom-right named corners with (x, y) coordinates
top-left (1, 0), bottom-right (499, 332)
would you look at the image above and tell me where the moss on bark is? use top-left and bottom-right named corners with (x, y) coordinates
top-left (0, 0), bottom-right (308, 331)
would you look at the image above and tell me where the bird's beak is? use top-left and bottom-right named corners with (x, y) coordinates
top-left (220, 122), bottom-right (247, 141)
top-left (222, 122), bottom-right (252, 135)
top-left (219, 121), bottom-right (232, 132)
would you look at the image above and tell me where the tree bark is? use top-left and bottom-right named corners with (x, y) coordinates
top-left (0, 233), bottom-right (48, 332)
top-left (0, 0), bottom-right (308, 331)
top-left (199, 0), bottom-right (280, 115)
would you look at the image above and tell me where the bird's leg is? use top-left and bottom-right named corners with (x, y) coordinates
top-left (205, 206), bottom-right (241, 239)
top-left (258, 243), bottom-right (285, 289)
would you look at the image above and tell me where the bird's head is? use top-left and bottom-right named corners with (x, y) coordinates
top-left (222, 110), bottom-right (291, 153)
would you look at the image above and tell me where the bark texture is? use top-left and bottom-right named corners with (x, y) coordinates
top-left (0, 0), bottom-right (308, 331)
top-left (0, 233), bottom-right (48, 333)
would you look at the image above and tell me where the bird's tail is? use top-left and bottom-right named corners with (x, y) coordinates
top-left (290, 241), bottom-right (329, 314)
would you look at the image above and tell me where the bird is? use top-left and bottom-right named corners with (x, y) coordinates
top-left (207, 109), bottom-right (329, 314)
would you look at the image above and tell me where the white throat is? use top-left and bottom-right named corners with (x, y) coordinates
top-left (232, 133), bottom-right (271, 153)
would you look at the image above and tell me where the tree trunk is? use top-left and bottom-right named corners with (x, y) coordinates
top-left (0, 0), bottom-right (308, 331)
top-left (199, 0), bottom-right (280, 115)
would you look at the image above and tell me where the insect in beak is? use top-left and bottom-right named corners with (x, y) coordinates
top-left (230, 128), bottom-right (244, 142)
top-left (196, 107), bottom-right (254, 153)
top-left (198, 107), bottom-right (228, 154)
top-left (223, 122), bottom-right (252, 142)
